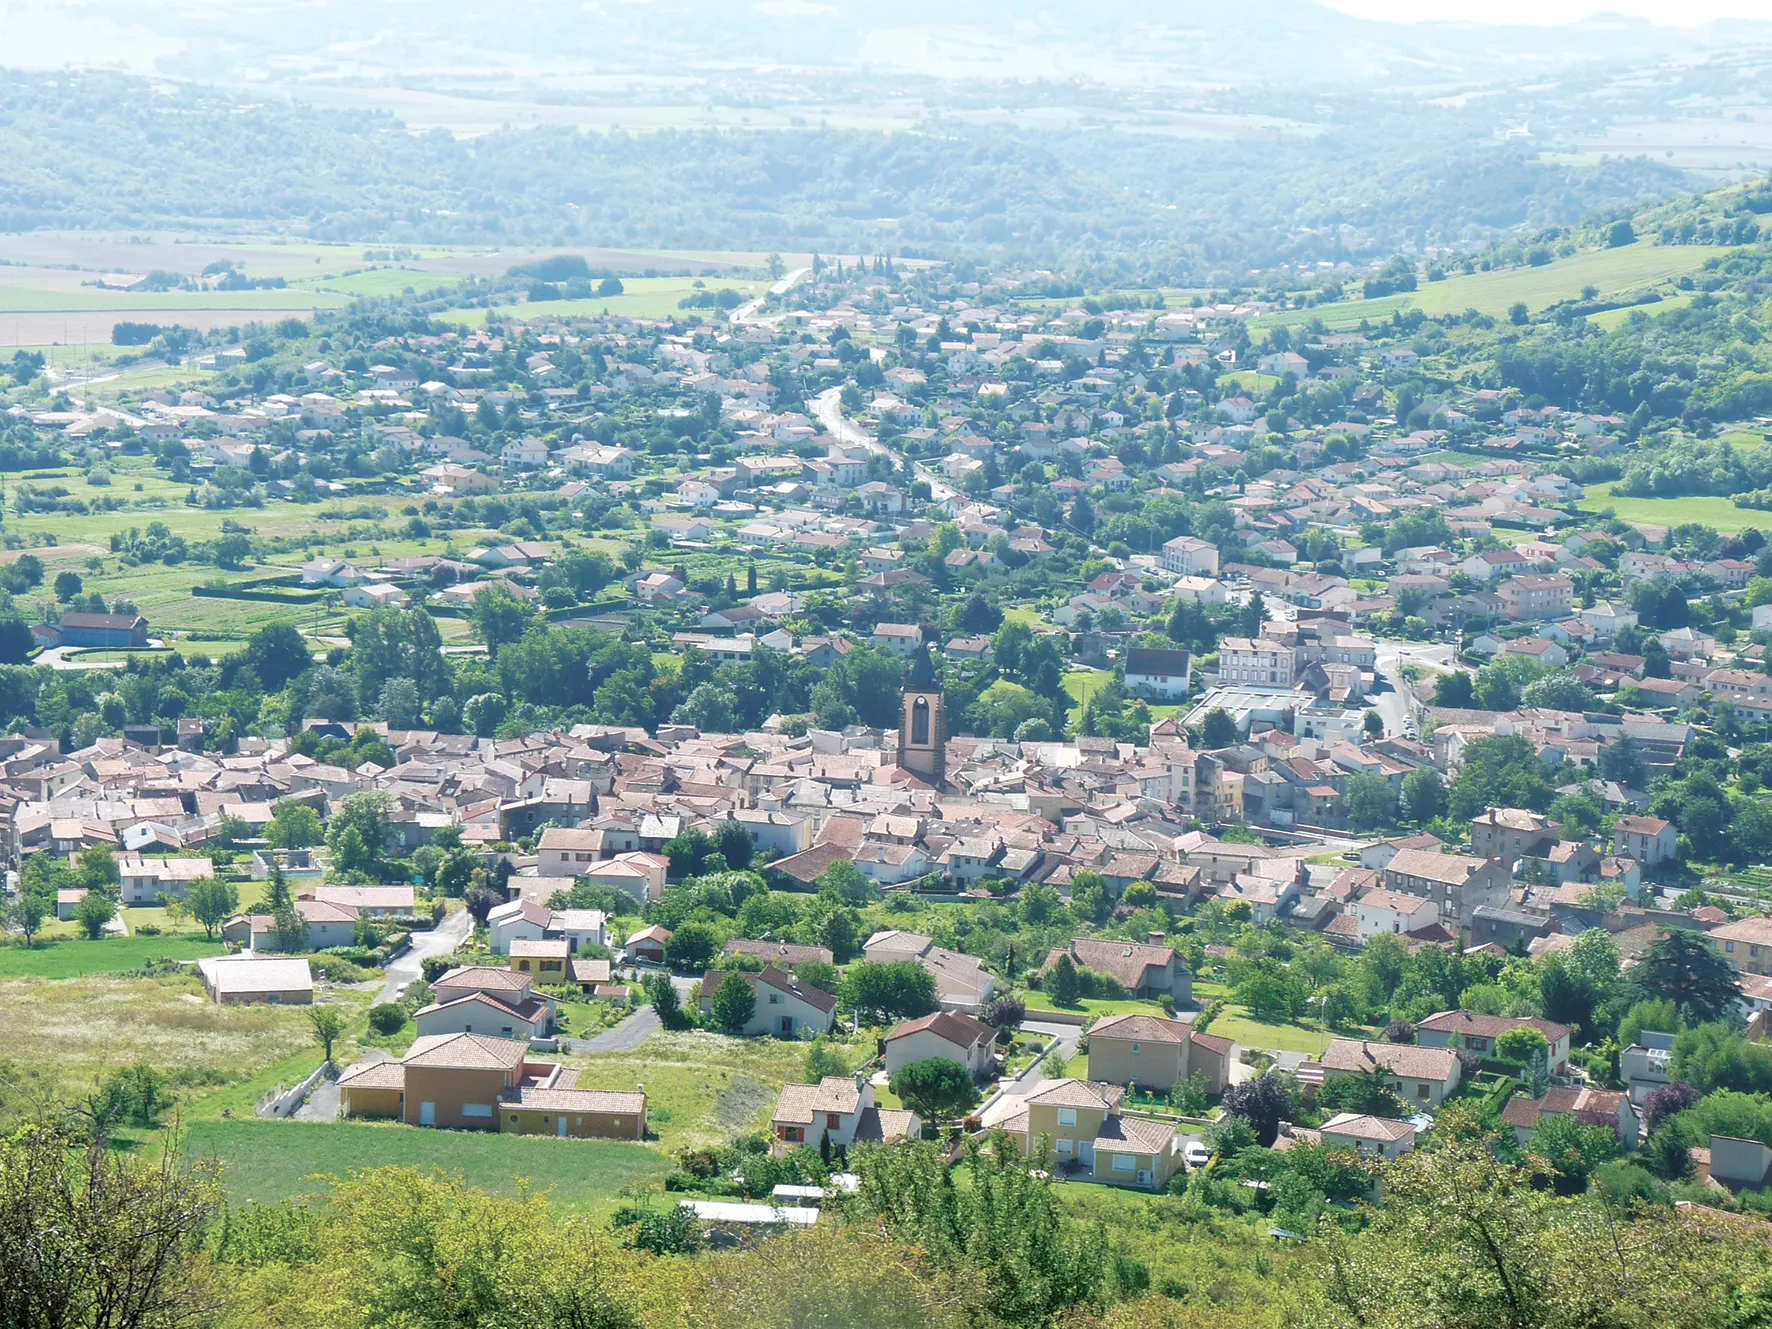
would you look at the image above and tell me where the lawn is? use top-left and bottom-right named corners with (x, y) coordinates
top-left (0, 934), bottom-right (225, 978)
top-left (1062, 667), bottom-right (1112, 723)
top-left (1206, 1004), bottom-right (1361, 1057)
top-left (1576, 481), bottom-right (1760, 533)
top-left (564, 1030), bottom-right (873, 1151)
top-left (179, 1119), bottom-right (671, 1214)
top-left (1000, 606), bottom-right (1045, 629)
top-left (1217, 371), bottom-right (1280, 395)
top-left (1022, 991), bottom-right (1172, 1020)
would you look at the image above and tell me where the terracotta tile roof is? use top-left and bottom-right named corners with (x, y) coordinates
top-left (885, 1010), bottom-right (995, 1049)
top-left (853, 1105), bottom-right (920, 1143)
top-left (1321, 1039), bottom-right (1458, 1082)
top-left (1502, 1086), bottom-right (1628, 1131)
top-left (401, 1032), bottom-right (530, 1070)
top-left (1043, 937), bottom-right (1178, 989)
top-left (435, 965), bottom-right (532, 993)
top-left (1190, 1031), bottom-right (1235, 1057)
top-left (1321, 1112), bottom-right (1415, 1143)
top-left (337, 1059), bottom-right (405, 1090)
top-left (509, 938), bottom-right (571, 958)
top-left (1089, 1013), bottom-right (1193, 1045)
top-left (1417, 1010), bottom-right (1570, 1045)
top-left (725, 938), bottom-right (835, 967)
top-left (1025, 1079), bottom-right (1125, 1111)
top-left (512, 1086), bottom-right (646, 1114)
top-left (1092, 1114), bottom-right (1177, 1154)
top-left (570, 958), bottom-right (613, 984)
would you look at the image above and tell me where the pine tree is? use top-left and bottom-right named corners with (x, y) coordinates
top-left (265, 861), bottom-right (291, 912)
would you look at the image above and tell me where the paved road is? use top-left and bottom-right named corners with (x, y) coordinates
top-left (1372, 640), bottom-right (1458, 739)
top-left (563, 1005), bottom-right (661, 1054)
top-left (376, 908), bottom-right (472, 1004)
top-left (731, 267), bottom-right (810, 326)
top-left (812, 387), bottom-right (963, 507)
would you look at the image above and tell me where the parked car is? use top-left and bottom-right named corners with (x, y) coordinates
top-left (1183, 1140), bottom-right (1210, 1168)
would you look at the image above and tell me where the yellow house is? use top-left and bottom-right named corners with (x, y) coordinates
top-left (509, 938), bottom-right (570, 981)
top-left (996, 1079), bottom-right (1179, 1191)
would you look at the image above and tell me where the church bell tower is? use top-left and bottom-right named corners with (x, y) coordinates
top-left (897, 644), bottom-right (946, 788)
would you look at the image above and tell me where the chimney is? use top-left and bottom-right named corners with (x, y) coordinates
top-left (1148, 931), bottom-right (1166, 946)
top-left (855, 1070), bottom-right (867, 1093)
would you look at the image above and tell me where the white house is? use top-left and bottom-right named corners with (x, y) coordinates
top-left (882, 1010), bottom-right (998, 1079)
top-left (1161, 536), bottom-right (1221, 576)
top-left (699, 965), bottom-right (837, 1037)
top-left (1124, 647), bottom-right (1193, 700)
top-left (1350, 888), bottom-right (1440, 940)
top-left (770, 1075), bottom-right (921, 1156)
top-left (487, 898), bottom-right (551, 955)
top-left (343, 582), bottom-right (408, 610)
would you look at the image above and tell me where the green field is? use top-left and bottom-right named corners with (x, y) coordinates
top-left (439, 275), bottom-right (772, 326)
top-left (1255, 243), bottom-right (1732, 330)
top-left (299, 268), bottom-right (469, 299)
top-left (1587, 293), bottom-right (1695, 331)
top-left (1217, 371), bottom-right (1280, 394)
top-left (1576, 481), bottom-right (1761, 533)
top-left (180, 1119), bottom-right (672, 1213)
top-left (1207, 1004), bottom-right (1364, 1056)
top-left (0, 934), bottom-right (225, 978)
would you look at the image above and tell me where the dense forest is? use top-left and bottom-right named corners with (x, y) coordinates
top-left (0, 69), bottom-right (1689, 280)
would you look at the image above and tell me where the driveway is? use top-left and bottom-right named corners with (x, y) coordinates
top-left (376, 907), bottom-right (472, 1004)
top-left (977, 1019), bottom-right (1081, 1126)
top-left (295, 1048), bottom-right (391, 1121)
top-left (562, 1005), bottom-right (660, 1054)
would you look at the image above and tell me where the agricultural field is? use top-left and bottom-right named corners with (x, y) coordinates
top-left (1062, 667), bottom-right (1113, 723)
top-left (1216, 371), bottom-right (1280, 395)
top-left (179, 1118), bottom-right (672, 1213)
top-left (438, 275), bottom-right (773, 326)
top-left (1586, 293), bottom-right (1695, 331)
top-left (0, 232), bottom-right (781, 355)
top-left (1254, 242), bottom-right (1732, 330)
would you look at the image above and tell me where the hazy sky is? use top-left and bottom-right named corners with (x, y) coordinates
top-left (1321, 0), bottom-right (1772, 23)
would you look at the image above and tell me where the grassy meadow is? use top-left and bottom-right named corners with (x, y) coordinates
top-left (180, 1119), bottom-right (671, 1213)
top-left (0, 969), bottom-right (332, 1106)
top-left (1576, 481), bottom-right (1762, 533)
top-left (1254, 242), bottom-right (1732, 331)
top-left (564, 1030), bottom-right (873, 1152)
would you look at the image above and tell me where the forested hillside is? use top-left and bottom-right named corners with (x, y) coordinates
top-left (0, 69), bottom-right (1688, 281)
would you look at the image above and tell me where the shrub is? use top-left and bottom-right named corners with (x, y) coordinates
top-left (367, 1003), bottom-right (408, 1036)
